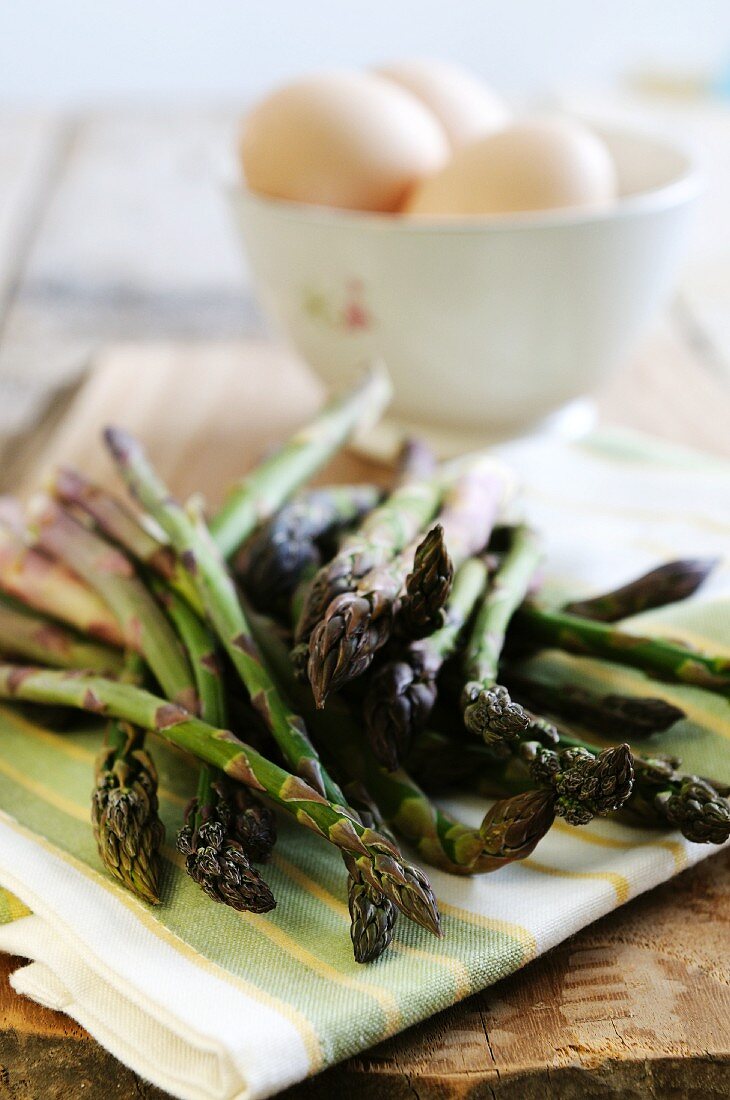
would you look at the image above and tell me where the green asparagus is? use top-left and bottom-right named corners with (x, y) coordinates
top-left (563, 558), bottom-right (718, 622)
top-left (461, 526), bottom-right (542, 743)
top-left (31, 499), bottom-right (197, 710)
top-left (211, 366), bottom-right (391, 559)
top-left (514, 604), bottom-right (730, 694)
top-left (364, 557), bottom-right (489, 769)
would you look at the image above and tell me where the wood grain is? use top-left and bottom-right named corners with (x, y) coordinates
top-left (10, 342), bottom-right (389, 503)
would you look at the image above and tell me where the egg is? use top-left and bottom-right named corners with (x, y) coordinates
top-left (241, 71), bottom-right (450, 213)
top-left (404, 116), bottom-right (618, 218)
top-left (376, 59), bottom-right (510, 150)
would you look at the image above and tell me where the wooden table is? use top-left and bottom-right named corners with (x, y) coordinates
top-left (1, 105), bottom-right (729, 1099)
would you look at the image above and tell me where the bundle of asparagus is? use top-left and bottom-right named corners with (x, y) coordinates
top-left (0, 368), bottom-right (728, 967)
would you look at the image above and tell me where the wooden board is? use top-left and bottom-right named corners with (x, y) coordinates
top-left (0, 340), bottom-right (729, 1099)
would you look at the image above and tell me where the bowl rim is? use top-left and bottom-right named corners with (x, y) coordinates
top-left (230, 121), bottom-right (704, 233)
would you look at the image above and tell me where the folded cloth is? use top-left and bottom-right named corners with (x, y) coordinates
top-left (0, 428), bottom-right (728, 1100)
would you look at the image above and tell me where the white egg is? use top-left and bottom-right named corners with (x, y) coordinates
top-left (376, 59), bottom-right (510, 150)
top-left (241, 71), bottom-right (450, 213)
top-left (405, 116), bottom-right (618, 218)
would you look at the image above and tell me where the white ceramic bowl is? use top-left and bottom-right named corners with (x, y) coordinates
top-left (230, 124), bottom-right (702, 446)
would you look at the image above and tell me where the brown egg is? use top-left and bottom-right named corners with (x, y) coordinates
top-left (405, 116), bottom-right (617, 218)
top-left (376, 59), bottom-right (510, 150)
top-left (241, 71), bottom-right (450, 213)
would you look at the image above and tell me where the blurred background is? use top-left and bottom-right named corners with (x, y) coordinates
top-left (3, 1), bottom-right (730, 105)
top-left (1, 0), bottom-right (730, 475)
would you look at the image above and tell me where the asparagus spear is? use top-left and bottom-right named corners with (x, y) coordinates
top-left (364, 557), bottom-right (489, 769)
top-left (0, 522), bottom-right (124, 646)
top-left (30, 500), bottom-right (197, 710)
top-left (396, 460), bottom-right (508, 639)
top-left (563, 558), bottom-right (718, 622)
top-left (225, 778), bottom-right (277, 863)
top-left (211, 366), bottom-right (392, 559)
top-left (513, 605), bottom-right (730, 694)
top-left (177, 769), bottom-right (276, 912)
top-left (50, 467), bottom-right (203, 615)
top-left (104, 428), bottom-right (334, 799)
top-left (307, 458), bottom-right (511, 704)
top-left (503, 669), bottom-right (686, 739)
top-left (91, 655), bottom-right (164, 904)
top-left (92, 718), bottom-right (165, 905)
top-left (461, 526), bottom-right (542, 744)
top-left (396, 524), bottom-right (453, 640)
top-left (307, 525), bottom-right (439, 707)
top-left (342, 784), bottom-right (398, 964)
top-left (294, 476), bottom-right (445, 655)
top-left (0, 665), bottom-right (440, 934)
top-left (523, 741), bottom-right (634, 826)
top-left (0, 599), bottom-right (123, 673)
top-left (234, 484), bottom-right (380, 617)
top-left (624, 756), bottom-right (730, 843)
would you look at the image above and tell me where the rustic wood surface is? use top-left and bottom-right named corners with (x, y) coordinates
top-left (0, 104), bottom-right (729, 1099)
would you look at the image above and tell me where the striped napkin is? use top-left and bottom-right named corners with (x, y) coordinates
top-left (0, 429), bottom-right (728, 1100)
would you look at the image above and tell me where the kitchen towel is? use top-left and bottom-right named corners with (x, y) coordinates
top-left (0, 428), bottom-right (728, 1100)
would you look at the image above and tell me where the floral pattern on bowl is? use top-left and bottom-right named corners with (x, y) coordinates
top-left (302, 278), bottom-right (373, 333)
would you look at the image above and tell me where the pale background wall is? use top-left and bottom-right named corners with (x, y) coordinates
top-left (1, 0), bottom-right (729, 106)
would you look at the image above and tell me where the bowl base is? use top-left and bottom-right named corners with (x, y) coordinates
top-left (353, 398), bottom-right (597, 461)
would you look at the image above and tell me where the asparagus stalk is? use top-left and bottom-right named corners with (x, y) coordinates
top-left (364, 557), bottom-right (489, 769)
top-left (151, 581), bottom-right (225, 725)
top-left (392, 438), bottom-right (436, 485)
top-left (0, 599), bottom-right (123, 673)
top-left (513, 604), bottom-right (730, 694)
top-left (31, 500), bottom-right (197, 710)
top-left (211, 366), bottom-right (392, 559)
top-left (155, 577), bottom-right (278, 881)
top-left (234, 484), bottom-right (381, 617)
top-left (461, 526), bottom-right (542, 743)
top-left (104, 428), bottom-right (335, 799)
top-left (396, 459), bottom-right (508, 640)
top-left (50, 467), bottom-right (203, 615)
top-left (0, 522), bottom-right (124, 646)
top-left (0, 665), bottom-right (440, 934)
top-left (503, 669), bottom-right (686, 739)
top-left (410, 727), bottom-right (634, 826)
top-left (563, 558), bottom-right (718, 622)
